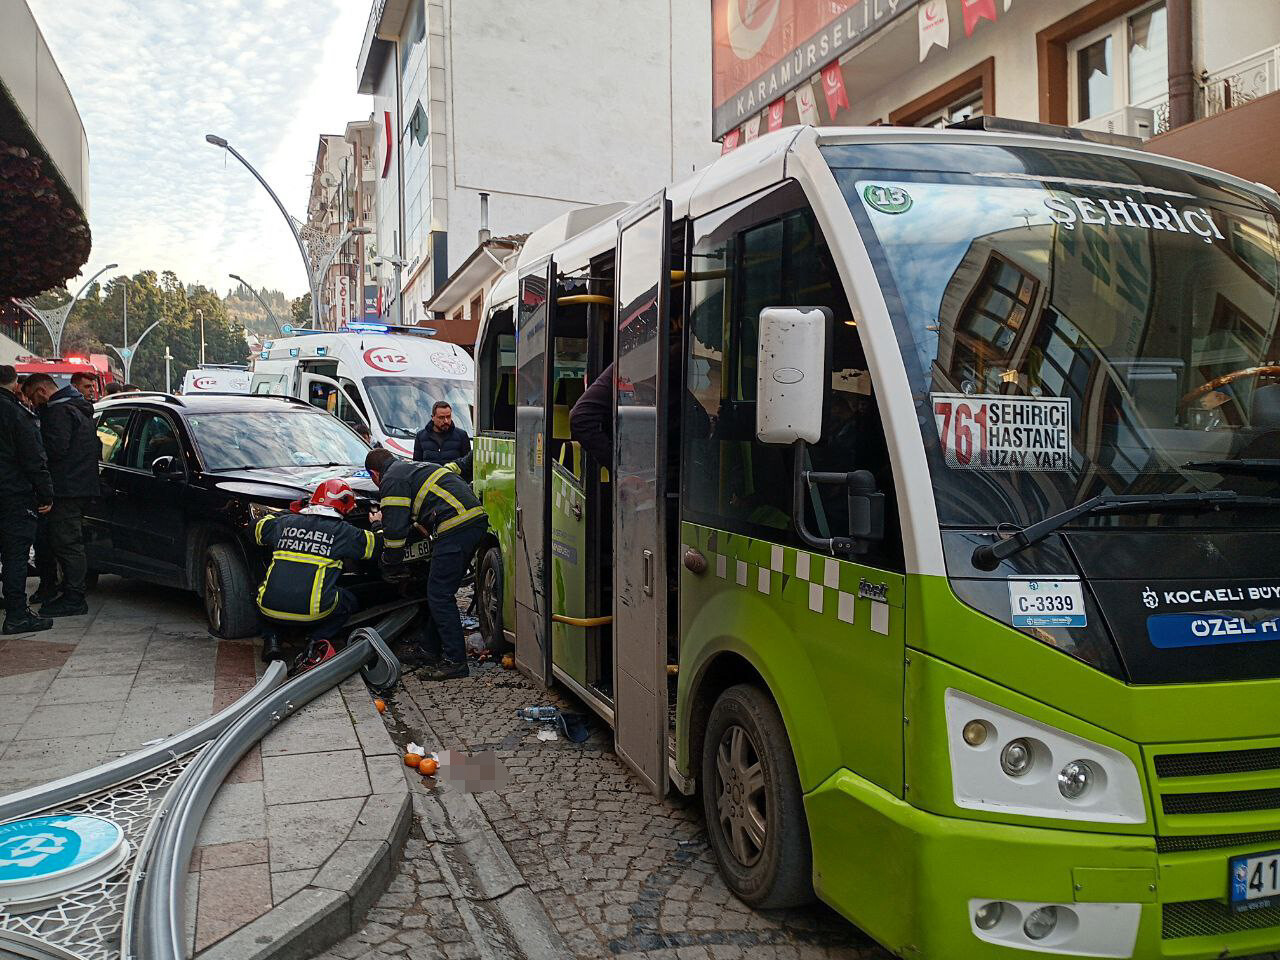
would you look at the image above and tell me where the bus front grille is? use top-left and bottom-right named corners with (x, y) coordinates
top-left (1156, 747), bottom-right (1280, 779)
top-left (1162, 898), bottom-right (1280, 939)
top-left (1163, 788), bottom-right (1280, 816)
top-left (1156, 829), bottom-right (1280, 854)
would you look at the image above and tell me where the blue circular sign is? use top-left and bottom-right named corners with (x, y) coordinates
top-left (282, 324), bottom-right (293, 334)
top-left (0, 815), bottom-right (125, 899)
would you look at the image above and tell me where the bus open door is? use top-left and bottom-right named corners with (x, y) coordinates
top-left (612, 192), bottom-right (672, 796)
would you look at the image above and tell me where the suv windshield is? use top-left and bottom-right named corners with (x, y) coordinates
top-left (826, 142), bottom-right (1280, 530)
top-left (186, 409), bottom-right (370, 471)
top-left (363, 376), bottom-right (473, 439)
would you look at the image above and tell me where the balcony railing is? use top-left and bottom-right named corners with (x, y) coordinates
top-left (1201, 44), bottom-right (1280, 118)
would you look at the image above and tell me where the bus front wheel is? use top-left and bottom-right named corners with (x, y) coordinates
top-left (701, 683), bottom-right (814, 909)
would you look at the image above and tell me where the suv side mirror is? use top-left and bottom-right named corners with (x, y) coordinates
top-left (756, 306), bottom-right (831, 445)
top-left (151, 455), bottom-right (184, 480)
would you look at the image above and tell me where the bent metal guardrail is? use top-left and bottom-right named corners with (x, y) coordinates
top-left (125, 612), bottom-right (408, 960)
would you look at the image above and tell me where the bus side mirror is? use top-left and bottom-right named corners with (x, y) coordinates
top-left (847, 470), bottom-right (885, 546)
top-left (755, 307), bottom-right (831, 445)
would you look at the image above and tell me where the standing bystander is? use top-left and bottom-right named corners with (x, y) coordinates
top-left (0, 366), bottom-right (54, 634)
top-left (21, 373), bottom-right (100, 617)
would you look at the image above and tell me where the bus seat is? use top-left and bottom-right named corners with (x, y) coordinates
top-left (553, 405), bottom-right (571, 440)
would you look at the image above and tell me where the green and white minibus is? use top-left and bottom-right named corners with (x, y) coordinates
top-left (469, 120), bottom-right (1280, 959)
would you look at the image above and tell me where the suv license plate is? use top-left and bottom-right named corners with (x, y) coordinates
top-left (1230, 849), bottom-right (1280, 911)
top-left (404, 539), bottom-right (431, 562)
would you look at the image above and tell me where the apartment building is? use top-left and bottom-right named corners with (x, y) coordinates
top-left (714, 0), bottom-right (1280, 192)
top-left (355, 0), bottom-right (720, 337)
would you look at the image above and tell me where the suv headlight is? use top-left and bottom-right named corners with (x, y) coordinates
top-left (945, 690), bottom-right (1146, 824)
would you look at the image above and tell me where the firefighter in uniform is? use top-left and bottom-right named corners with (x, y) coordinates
top-left (254, 478), bottom-right (379, 664)
top-left (365, 447), bottom-right (486, 680)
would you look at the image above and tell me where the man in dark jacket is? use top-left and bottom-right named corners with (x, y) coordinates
top-left (22, 373), bottom-right (99, 617)
top-left (413, 402), bottom-right (471, 465)
top-left (0, 366), bottom-right (54, 634)
top-left (366, 447), bottom-right (486, 680)
top-left (569, 363), bottom-right (613, 469)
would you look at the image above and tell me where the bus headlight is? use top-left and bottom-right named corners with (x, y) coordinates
top-left (945, 690), bottom-right (1146, 824)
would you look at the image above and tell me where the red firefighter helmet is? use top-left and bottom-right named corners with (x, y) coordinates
top-left (309, 478), bottom-right (356, 515)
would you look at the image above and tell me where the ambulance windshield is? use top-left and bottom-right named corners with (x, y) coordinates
top-left (825, 142), bottom-right (1280, 530)
top-left (363, 377), bottom-right (474, 440)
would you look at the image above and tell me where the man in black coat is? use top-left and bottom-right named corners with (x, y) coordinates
top-left (0, 366), bottom-right (54, 634)
top-left (413, 401), bottom-right (471, 466)
top-left (22, 373), bottom-right (99, 617)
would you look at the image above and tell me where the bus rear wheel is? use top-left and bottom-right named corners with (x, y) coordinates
top-left (701, 683), bottom-right (814, 909)
top-left (476, 546), bottom-right (511, 655)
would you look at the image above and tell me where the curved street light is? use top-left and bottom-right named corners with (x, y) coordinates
top-left (229, 273), bottom-right (286, 333)
top-left (106, 319), bottom-right (163, 385)
top-left (12, 261), bottom-right (119, 357)
top-left (205, 134), bottom-right (318, 326)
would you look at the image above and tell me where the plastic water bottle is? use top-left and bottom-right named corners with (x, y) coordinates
top-left (517, 706), bottom-right (560, 722)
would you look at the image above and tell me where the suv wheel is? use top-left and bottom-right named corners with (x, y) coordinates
top-left (701, 683), bottom-right (814, 909)
top-left (476, 546), bottom-right (511, 654)
top-left (204, 543), bottom-right (258, 639)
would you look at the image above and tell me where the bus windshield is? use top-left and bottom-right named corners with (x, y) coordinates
top-left (826, 143), bottom-right (1280, 531)
top-left (362, 376), bottom-right (474, 440)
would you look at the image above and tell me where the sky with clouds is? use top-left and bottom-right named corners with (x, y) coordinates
top-left (30, 0), bottom-right (372, 300)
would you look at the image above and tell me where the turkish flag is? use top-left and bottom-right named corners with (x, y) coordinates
top-left (767, 98), bottom-right (785, 132)
top-left (962, 0), bottom-right (998, 37)
top-left (721, 129), bottom-right (741, 155)
top-left (821, 63), bottom-right (850, 120)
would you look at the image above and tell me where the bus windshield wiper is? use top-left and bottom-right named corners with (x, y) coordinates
top-left (1183, 458), bottom-right (1280, 477)
top-left (971, 490), bottom-right (1280, 570)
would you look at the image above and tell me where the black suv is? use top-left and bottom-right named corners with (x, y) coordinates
top-left (86, 393), bottom-right (382, 637)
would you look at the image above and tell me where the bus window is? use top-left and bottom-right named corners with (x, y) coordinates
top-left (477, 306), bottom-right (516, 433)
top-left (683, 185), bottom-right (904, 571)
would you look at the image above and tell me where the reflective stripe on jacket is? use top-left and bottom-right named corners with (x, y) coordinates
top-left (254, 512), bottom-right (378, 621)
top-left (378, 458), bottom-right (485, 561)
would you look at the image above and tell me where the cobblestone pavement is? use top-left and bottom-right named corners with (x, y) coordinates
top-left (316, 644), bottom-right (889, 960)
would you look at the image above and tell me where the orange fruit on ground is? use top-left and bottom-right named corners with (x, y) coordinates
top-left (373, 698), bottom-right (387, 713)
top-left (418, 757), bottom-right (439, 776)
top-left (404, 752), bottom-right (423, 767)
top-left (501, 654), bottom-right (514, 669)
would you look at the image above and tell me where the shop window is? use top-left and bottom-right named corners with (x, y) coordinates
top-left (682, 183), bottom-right (903, 570)
top-left (1066, 1), bottom-right (1167, 121)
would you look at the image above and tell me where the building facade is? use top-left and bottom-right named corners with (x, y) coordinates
top-left (713, 0), bottom-right (1280, 193)
top-left (355, 0), bottom-right (720, 335)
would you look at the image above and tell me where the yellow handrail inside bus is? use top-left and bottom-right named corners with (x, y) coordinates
top-left (557, 294), bottom-right (613, 306)
top-left (552, 614), bottom-right (613, 628)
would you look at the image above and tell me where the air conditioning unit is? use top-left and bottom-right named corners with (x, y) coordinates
top-left (1073, 106), bottom-right (1155, 141)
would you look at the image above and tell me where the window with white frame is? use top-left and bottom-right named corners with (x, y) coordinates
top-left (917, 90), bottom-right (984, 129)
top-left (1068, 1), bottom-right (1168, 122)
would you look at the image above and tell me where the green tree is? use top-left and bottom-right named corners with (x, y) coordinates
top-left (290, 293), bottom-right (312, 328)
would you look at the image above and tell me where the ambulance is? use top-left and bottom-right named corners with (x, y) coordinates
top-left (249, 324), bottom-right (475, 457)
top-left (180, 365), bottom-right (251, 395)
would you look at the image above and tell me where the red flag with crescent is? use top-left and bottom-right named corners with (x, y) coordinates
top-left (767, 98), bottom-right (785, 132)
top-left (721, 129), bottom-right (741, 155)
top-left (821, 63), bottom-right (850, 120)
top-left (962, 0), bottom-right (998, 37)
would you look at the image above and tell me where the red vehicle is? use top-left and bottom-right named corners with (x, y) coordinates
top-left (14, 354), bottom-right (117, 399)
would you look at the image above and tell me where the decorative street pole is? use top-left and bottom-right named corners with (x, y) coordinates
top-left (205, 134), bottom-right (369, 330)
top-left (106, 319), bottom-right (162, 385)
top-left (229, 273), bottom-right (286, 332)
top-left (12, 261), bottom-right (118, 358)
top-left (163, 345), bottom-right (173, 393)
top-left (197, 308), bottom-right (205, 366)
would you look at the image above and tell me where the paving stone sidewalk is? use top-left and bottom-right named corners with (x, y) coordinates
top-left (317, 655), bottom-right (888, 960)
top-left (0, 574), bottom-right (409, 959)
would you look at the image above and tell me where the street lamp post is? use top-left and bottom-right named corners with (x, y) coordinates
top-left (205, 134), bottom-right (368, 330)
top-left (229, 273), bottom-right (286, 332)
top-left (197, 309), bottom-right (205, 366)
top-left (12, 261), bottom-right (118, 358)
top-left (106, 319), bottom-right (162, 385)
top-left (163, 345), bottom-right (173, 393)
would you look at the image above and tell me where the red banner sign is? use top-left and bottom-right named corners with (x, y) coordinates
top-left (961, 0), bottom-right (997, 37)
top-left (821, 62), bottom-right (850, 119)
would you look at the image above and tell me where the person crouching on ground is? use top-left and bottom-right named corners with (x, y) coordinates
top-left (254, 478), bottom-right (379, 665)
top-left (365, 447), bottom-right (486, 680)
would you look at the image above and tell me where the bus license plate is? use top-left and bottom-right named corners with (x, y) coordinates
top-left (404, 540), bottom-right (431, 562)
top-left (1007, 577), bottom-right (1086, 628)
top-left (1230, 849), bottom-right (1280, 911)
